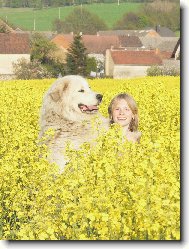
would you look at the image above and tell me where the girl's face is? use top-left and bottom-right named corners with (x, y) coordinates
top-left (112, 98), bottom-right (134, 128)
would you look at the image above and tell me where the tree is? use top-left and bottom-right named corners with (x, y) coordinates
top-left (66, 34), bottom-right (87, 76)
top-left (114, 12), bottom-right (148, 30)
top-left (30, 32), bottom-right (66, 77)
top-left (114, 0), bottom-right (180, 32)
top-left (86, 57), bottom-right (97, 76)
top-left (52, 19), bottom-right (64, 34)
top-left (140, 0), bottom-right (180, 31)
top-left (30, 32), bottom-right (56, 63)
top-left (13, 58), bottom-right (53, 79)
top-left (53, 7), bottom-right (107, 34)
top-left (0, 22), bottom-right (9, 33)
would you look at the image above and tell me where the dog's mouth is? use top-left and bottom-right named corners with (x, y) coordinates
top-left (78, 104), bottom-right (99, 114)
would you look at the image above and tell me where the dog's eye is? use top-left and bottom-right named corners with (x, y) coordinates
top-left (78, 89), bottom-right (84, 93)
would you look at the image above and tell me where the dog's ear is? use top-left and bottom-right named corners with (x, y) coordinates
top-left (50, 88), bottom-right (61, 102)
top-left (50, 79), bottom-right (69, 102)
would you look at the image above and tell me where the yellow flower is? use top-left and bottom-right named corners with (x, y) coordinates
top-left (0, 77), bottom-right (180, 240)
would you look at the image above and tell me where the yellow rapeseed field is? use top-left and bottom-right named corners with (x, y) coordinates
top-left (0, 76), bottom-right (180, 240)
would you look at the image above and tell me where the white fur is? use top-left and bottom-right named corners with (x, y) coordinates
top-left (39, 75), bottom-right (108, 172)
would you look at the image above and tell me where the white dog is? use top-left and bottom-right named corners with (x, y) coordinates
top-left (39, 75), bottom-right (108, 172)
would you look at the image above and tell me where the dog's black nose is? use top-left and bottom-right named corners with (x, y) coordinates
top-left (96, 94), bottom-right (103, 102)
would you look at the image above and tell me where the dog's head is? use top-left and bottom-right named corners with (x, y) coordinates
top-left (49, 75), bottom-right (103, 120)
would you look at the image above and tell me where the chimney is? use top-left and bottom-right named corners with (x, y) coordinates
top-left (155, 48), bottom-right (159, 54)
top-left (156, 25), bottom-right (160, 32)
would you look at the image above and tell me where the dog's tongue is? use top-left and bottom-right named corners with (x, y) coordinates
top-left (88, 105), bottom-right (98, 111)
top-left (81, 105), bottom-right (98, 111)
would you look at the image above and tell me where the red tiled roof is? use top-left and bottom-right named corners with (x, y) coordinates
top-left (51, 34), bottom-right (120, 54)
top-left (118, 35), bottom-right (143, 48)
top-left (51, 34), bottom-right (73, 49)
top-left (147, 30), bottom-right (161, 37)
top-left (98, 29), bottom-right (160, 37)
top-left (82, 35), bottom-right (120, 54)
top-left (0, 33), bottom-right (30, 54)
top-left (110, 50), bottom-right (163, 65)
top-left (157, 51), bottom-right (172, 59)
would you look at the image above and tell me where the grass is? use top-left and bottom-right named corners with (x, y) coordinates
top-left (0, 3), bottom-right (143, 31)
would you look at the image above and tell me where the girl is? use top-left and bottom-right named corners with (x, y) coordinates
top-left (108, 93), bottom-right (141, 143)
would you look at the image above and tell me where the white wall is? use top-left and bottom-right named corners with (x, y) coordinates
top-left (113, 65), bottom-right (150, 79)
top-left (0, 54), bottom-right (30, 74)
top-left (105, 49), bottom-right (114, 77)
top-left (88, 53), bottom-right (104, 63)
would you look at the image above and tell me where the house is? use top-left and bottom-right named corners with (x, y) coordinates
top-left (50, 34), bottom-right (74, 62)
top-left (51, 34), bottom-right (144, 54)
top-left (82, 35), bottom-right (145, 77)
top-left (162, 38), bottom-right (180, 73)
top-left (51, 33), bottom-right (144, 69)
top-left (98, 27), bottom-right (177, 40)
top-left (51, 34), bottom-right (73, 51)
top-left (82, 34), bottom-right (120, 54)
top-left (105, 49), bottom-right (165, 79)
top-left (0, 33), bottom-right (30, 79)
top-left (171, 38), bottom-right (180, 60)
top-left (51, 32), bottom-right (179, 79)
top-left (98, 29), bottom-right (160, 38)
top-left (116, 35), bottom-right (143, 49)
top-left (139, 35), bottom-right (180, 74)
top-left (0, 19), bottom-right (15, 33)
top-left (139, 36), bottom-right (179, 51)
top-left (51, 33), bottom-right (121, 67)
top-left (155, 25), bottom-right (176, 37)
top-left (51, 33), bottom-right (120, 54)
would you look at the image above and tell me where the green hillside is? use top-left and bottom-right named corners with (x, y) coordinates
top-left (0, 3), bottom-right (143, 31)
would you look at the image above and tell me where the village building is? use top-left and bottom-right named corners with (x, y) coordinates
top-left (97, 29), bottom-right (160, 38)
top-left (0, 33), bottom-right (30, 79)
top-left (0, 25), bottom-right (180, 79)
top-left (105, 49), bottom-right (172, 79)
top-left (155, 25), bottom-right (176, 37)
top-left (51, 33), bottom-right (146, 76)
top-left (139, 36), bottom-right (179, 51)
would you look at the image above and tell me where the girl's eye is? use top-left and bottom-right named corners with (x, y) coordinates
top-left (78, 89), bottom-right (84, 93)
